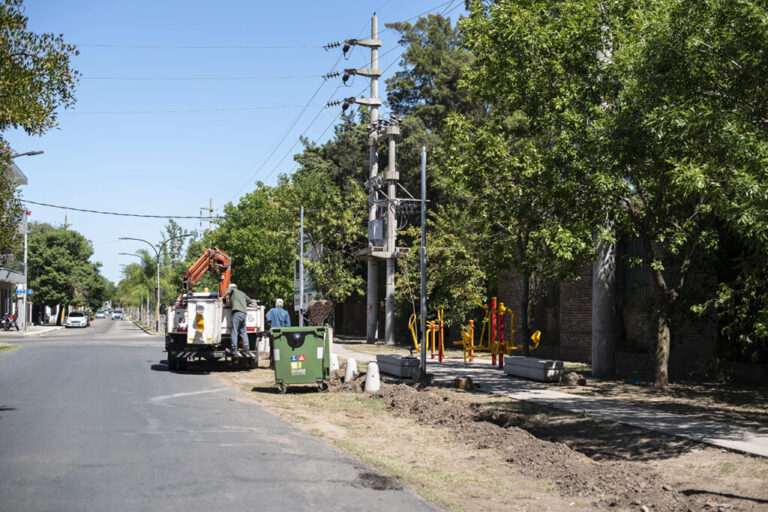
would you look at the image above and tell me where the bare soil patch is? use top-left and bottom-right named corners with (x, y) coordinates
top-left (216, 365), bottom-right (768, 512)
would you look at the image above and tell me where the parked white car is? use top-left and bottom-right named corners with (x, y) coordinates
top-left (65, 311), bottom-right (88, 328)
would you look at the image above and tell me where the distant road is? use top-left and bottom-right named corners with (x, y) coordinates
top-left (0, 319), bottom-right (434, 511)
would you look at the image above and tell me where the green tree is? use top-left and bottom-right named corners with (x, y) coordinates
top-left (446, 0), bottom-right (607, 352)
top-left (459, 0), bottom-right (768, 385)
top-left (0, 0), bottom-right (79, 136)
top-left (281, 167), bottom-right (368, 305)
top-left (383, 13), bottom-right (492, 334)
top-left (604, 0), bottom-right (768, 380)
top-left (27, 222), bottom-right (106, 321)
top-left (297, 111), bottom-right (369, 189)
top-left (157, 219), bottom-right (196, 305)
top-left (209, 184), bottom-right (295, 306)
top-left (386, 12), bottom-right (481, 198)
top-left (0, 0), bottom-right (79, 255)
top-left (0, 169), bottom-right (22, 256)
top-left (115, 250), bottom-right (157, 310)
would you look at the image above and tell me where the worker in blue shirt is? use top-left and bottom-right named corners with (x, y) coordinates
top-left (266, 298), bottom-right (291, 328)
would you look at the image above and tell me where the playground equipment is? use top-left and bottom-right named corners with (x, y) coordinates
top-left (407, 290), bottom-right (541, 367)
top-left (409, 308), bottom-right (445, 362)
top-left (453, 289), bottom-right (540, 367)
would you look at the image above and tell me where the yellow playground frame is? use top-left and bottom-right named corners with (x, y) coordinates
top-left (408, 288), bottom-right (541, 367)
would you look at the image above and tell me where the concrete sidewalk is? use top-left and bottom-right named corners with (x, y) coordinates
top-left (332, 340), bottom-right (768, 458)
top-left (0, 324), bottom-right (63, 338)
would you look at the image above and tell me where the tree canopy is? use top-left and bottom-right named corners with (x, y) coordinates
top-left (457, 0), bottom-right (768, 383)
top-left (1, 0), bottom-right (79, 256)
top-left (0, 0), bottom-right (79, 136)
top-left (27, 223), bottom-right (111, 313)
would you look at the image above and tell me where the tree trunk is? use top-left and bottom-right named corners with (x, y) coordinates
top-left (592, 235), bottom-right (618, 379)
top-left (521, 273), bottom-right (530, 357)
top-left (654, 311), bottom-right (671, 387)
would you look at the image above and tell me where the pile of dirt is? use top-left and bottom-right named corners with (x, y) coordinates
top-left (371, 382), bottom-right (701, 511)
top-left (327, 368), bottom-right (366, 393)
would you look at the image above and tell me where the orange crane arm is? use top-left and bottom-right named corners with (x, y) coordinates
top-left (181, 247), bottom-right (232, 297)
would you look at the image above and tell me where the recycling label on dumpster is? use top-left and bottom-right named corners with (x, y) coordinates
top-left (290, 354), bottom-right (306, 374)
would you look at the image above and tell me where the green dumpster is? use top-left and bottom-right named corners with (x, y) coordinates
top-left (272, 326), bottom-right (330, 393)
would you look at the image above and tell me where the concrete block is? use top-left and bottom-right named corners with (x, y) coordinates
top-left (504, 356), bottom-right (563, 382)
top-left (376, 354), bottom-right (420, 378)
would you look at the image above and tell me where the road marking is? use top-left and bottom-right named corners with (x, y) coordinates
top-left (149, 388), bottom-right (231, 402)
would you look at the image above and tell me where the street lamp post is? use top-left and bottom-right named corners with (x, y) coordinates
top-left (119, 234), bottom-right (191, 332)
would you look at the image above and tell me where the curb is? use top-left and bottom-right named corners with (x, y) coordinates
top-left (0, 325), bottom-right (64, 338)
top-left (128, 317), bottom-right (161, 337)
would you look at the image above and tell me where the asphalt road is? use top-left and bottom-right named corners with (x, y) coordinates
top-left (0, 319), bottom-right (435, 511)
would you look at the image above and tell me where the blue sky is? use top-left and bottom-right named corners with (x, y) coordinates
top-left (6, 0), bottom-right (465, 284)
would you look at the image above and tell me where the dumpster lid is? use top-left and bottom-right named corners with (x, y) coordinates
top-left (285, 331), bottom-right (307, 349)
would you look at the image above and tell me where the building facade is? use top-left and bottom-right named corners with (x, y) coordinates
top-left (1, 160), bottom-right (28, 321)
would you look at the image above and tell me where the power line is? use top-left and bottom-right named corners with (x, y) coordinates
top-left (23, 199), bottom-right (366, 220)
top-left (24, 200), bottom-right (224, 219)
top-left (258, 47), bottom-right (404, 186)
top-left (224, 2), bottom-right (464, 204)
top-left (59, 104), bottom-right (322, 115)
top-left (221, 53), bottom-right (347, 203)
top-left (77, 43), bottom-right (325, 49)
top-left (377, 0), bottom-right (457, 36)
top-left (82, 74), bottom-right (322, 81)
top-left (256, 84), bottom-right (347, 185)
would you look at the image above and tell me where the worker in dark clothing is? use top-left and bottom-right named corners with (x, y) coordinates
top-left (221, 283), bottom-right (251, 352)
top-left (266, 298), bottom-right (291, 328)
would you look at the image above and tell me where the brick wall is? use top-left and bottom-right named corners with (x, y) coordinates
top-left (496, 260), bottom-right (724, 380)
top-left (497, 268), bottom-right (524, 348)
top-left (558, 267), bottom-right (593, 361)
top-left (497, 266), bottom-right (592, 361)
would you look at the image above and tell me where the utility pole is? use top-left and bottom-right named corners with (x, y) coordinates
top-left (366, 15), bottom-right (381, 344)
top-left (200, 199), bottom-right (213, 231)
top-left (63, 215), bottom-right (71, 229)
top-left (299, 206), bottom-right (305, 327)
top-left (384, 121), bottom-right (400, 345)
top-left (420, 146), bottom-right (427, 377)
top-left (331, 15), bottom-right (411, 344)
top-left (22, 210), bottom-right (28, 331)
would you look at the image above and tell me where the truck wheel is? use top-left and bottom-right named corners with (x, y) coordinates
top-left (276, 383), bottom-right (288, 394)
top-left (248, 358), bottom-right (257, 369)
top-left (317, 381), bottom-right (329, 392)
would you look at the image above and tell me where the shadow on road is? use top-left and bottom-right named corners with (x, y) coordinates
top-left (150, 359), bottom-right (256, 375)
top-left (151, 360), bottom-right (210, 375)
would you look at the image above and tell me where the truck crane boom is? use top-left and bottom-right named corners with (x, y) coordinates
top-left (181, 247), bottom-right (232, 297)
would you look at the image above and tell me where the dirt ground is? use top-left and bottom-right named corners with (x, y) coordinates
top-left (212, 361), bottom-right (768, 512)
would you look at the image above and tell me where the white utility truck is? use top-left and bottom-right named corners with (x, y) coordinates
top-left (164, 248), bottom-right (270, 370)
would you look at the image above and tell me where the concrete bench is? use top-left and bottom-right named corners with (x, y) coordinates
top-left (504, 356), bottom-right (563, 382)
top-left (376, 354), bottom-right (420, 379)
